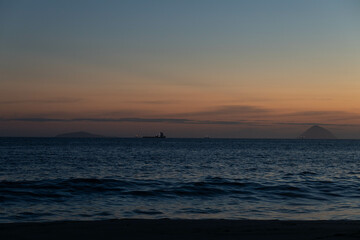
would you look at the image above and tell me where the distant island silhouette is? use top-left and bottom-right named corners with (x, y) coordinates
top-left (298, 125), bottom-right (336, 139)
top-left (55, 131), bottom-right (104, 138)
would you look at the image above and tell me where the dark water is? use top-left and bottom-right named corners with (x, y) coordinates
top-left (1, 138), bottom-right (360, 223)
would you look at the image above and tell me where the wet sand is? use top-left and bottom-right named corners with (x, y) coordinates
top-left (1, 219), bottom-right (360, 240)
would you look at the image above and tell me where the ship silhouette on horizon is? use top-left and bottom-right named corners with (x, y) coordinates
top-left (142, 132), bottom-right (166, 138)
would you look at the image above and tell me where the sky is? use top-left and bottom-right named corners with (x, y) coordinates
top-left (1, 0), bottom-right (360, 138)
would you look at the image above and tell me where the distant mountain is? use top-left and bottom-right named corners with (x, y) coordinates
top-left (298, 125), bottom-right (336, 139)
top-left (55, 131), bottom-right (104, 138)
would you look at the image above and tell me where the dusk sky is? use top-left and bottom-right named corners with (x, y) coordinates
top-left (1, 0), bottom-right (360, 138)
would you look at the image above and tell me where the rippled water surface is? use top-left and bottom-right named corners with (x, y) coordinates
top-left (1, 138), bottom-right (360, 222)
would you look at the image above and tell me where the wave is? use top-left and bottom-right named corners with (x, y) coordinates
top-left (0, 177), bottom-right (355, 203)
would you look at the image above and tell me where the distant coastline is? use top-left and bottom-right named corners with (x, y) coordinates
top-left (0, 136), bottom-right (357, 139)
top-left (0, 126), bottom-right (342, 139)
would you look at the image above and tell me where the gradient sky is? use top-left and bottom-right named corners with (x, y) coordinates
top-left (1, 0), bottom-right (360, 138)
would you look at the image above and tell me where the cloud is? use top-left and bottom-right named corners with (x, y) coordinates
top-left (2, 116), bottom-right (358, 129)
top-left (74, 118), bottom-right (192, 123)
top-left (125, 100), bottom-right (180, 105)
top-left (0, 98), bottom-right (81, 104)
top-left (274, 122), bottom-right (359, 127)
top-left (0, 117), bottom-right (258, 125)
top-left (0, 118), bottom-right (77, 122)
top-left (278, 110), bottom-right (360, 122)
top-left (175, 105), bottom-right (270, 117)
top-left (282, 111), bottom-right (351, 117)
top-left (2, 106), bottom-right (359, 128)
top-left (0, 117), bottom-right (188, 123)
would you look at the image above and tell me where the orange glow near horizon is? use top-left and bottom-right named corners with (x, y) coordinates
top-left (1, 1), bottom-right (360, 138)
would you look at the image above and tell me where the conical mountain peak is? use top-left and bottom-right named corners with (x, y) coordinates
top-left (299, 125), bottom-right (336, 139)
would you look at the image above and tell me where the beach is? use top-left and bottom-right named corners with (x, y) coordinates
top-left (1, 219), bottom-right (360, 240)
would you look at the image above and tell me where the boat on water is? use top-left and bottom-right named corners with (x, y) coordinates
top-left (142, 132), bottom-right (166, 138)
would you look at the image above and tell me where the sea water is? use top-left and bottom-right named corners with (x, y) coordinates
top-left (1, 138), bottom-right (360, 222)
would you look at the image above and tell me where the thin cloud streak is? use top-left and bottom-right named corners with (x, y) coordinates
top-left (2, 117), bottom-right (357, 128)
top-left (281, 111), bottom-right (352, 117)
top-left (0, 117), bottom-right (254, 125)
top-left (274, 122), bottom-right (359, 127)
top-left (174, 105), bottom-right (270, 117)
top-left (0, 98), bottom-right (82, 104)
top-left (125, 100), bottom-right (180, 105)
top-left (277, 111), bottom-right (360, 122)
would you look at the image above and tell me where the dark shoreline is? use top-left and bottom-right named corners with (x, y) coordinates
top-left (1, 219), bottom-right (360, 240)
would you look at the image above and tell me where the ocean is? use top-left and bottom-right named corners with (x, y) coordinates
top-left (1, 138), bottom-right (360, 223)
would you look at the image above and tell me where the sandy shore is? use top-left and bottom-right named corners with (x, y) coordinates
top-left (1, 219), bottom-right (360, 240)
